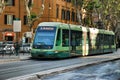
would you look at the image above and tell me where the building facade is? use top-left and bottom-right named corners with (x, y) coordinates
top-left (0, 0), bottom-right (79, 43)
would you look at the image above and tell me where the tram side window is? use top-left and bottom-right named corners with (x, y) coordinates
top-left (97, 34), bottom-right (100, 45)
top-left (76, 32), bottom-right (80, 46)
top-left (104, 34), bottom-right (110, 45)
top-left (111, 35), bottom-right (115, 45)
top-left (108, 35), bottom-right (110, 45)
top-left (71, 31), bottom-right (76, 46)
top-left (104, 34), bottom-right (107, 45)
top-left (106, 35), bottom-right (108, 45)
top-left (99, 34), bottom-right (103, 44)
top-left (96, 34), bottom-right (100, 48)
top-left (72, 31), bottom-right (82, 46)
top-left (101, 34), bottom-right (104, 44)
top-left (62, 29), bottom-right (69, 46)
top-left (56, 29), bottom-right (61, 46)
top-left (109, 35), bottom-right (112, 45)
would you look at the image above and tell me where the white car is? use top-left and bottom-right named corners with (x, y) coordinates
top-left (3, 44), bottom-right (15, 54)
top-left (20, 43), bottom-right (31, 53)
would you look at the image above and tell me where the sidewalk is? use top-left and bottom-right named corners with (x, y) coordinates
top-left (0, 53), bottom-right (31, 64)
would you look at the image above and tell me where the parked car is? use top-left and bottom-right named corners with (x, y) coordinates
top-left (20, 43), bottom-right (31, 53)
top-left (3, 44), bottom-right (15, 54)
top-left (1, 41), bottom-right (15, 54)
top-left (0, 42), bottom-right (4, 54)
top-left (0, 41), bottom-right (15, 54)
top-left (0, 41), bottom-right (4, 45)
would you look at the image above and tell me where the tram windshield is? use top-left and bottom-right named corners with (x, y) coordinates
top-left (33, 26), bottom-right (56, 49)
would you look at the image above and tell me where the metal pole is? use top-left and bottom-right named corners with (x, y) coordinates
top-left (48, 2), bottom-right (51, 21)
top-left (68, 24), bottom-right (71, 53)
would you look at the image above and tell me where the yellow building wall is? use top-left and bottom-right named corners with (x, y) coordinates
top-left (0, 0), bottom-right (79, 42)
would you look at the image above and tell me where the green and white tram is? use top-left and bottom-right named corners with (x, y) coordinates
top-left (31, 22), bottom-right (116, 58)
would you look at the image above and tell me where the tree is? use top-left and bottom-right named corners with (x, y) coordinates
top-left (98, 0), bottom-right (120, 30)
top-left (0, 0), bottom-right (5, 15)
top-left (71, 0), bottom-right (84, 25)
top-left (71, 0), bottom-right (101, 26)
top-left (24, 0), bottom-right (45, 31)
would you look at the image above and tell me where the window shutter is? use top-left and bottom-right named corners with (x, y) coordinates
top-left (13, 0), bottom-right (15, 6)
top-left (24, 16), bottom-right (27, 25)
top-left (4, 15), bottom-right (7, 24)
top-left (13, 15), bottom-right (15, 20)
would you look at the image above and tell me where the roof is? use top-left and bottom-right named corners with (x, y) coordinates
top-left (89, 28), bottom-right (114, 35)
top-left (103, 30), bottom-right (114, 35)
top-left (38, 22), bottom-right (62, 27)
top-left (37, 22), bottom-right (115, 35)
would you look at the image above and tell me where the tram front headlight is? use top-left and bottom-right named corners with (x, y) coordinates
top-left (55, 51), bottom-right (58, 53)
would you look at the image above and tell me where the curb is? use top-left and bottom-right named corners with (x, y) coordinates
top-left (0, 56), bottom-right (31, 64)
top-left (0, 59), bottom-right (20, 64)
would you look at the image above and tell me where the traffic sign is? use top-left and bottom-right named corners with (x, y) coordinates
top-left (13, 20), bottom-right (21, 32)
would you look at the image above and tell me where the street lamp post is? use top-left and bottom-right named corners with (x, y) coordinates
top-left (48, 3), bottom-right (51, 21)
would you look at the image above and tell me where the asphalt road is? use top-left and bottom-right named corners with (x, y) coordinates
top-left (0, 57), bottom-right (93, 80)
top-left (0, 49), bottom-right (120, 80)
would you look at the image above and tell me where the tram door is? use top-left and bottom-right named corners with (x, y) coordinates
top-left (71, 31), bottom-right (76, 52)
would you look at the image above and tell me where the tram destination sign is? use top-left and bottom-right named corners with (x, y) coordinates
top-left (38, 26), bottom-right (56, 32)
top-left (40, 26), bottom-right (55, 30)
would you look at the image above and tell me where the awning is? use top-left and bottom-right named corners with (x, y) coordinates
top-left (4, 32), bottom-right (15, 36)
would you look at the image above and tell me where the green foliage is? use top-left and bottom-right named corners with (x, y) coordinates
top-left (84, 17), bottom-right (90, 25)
top-left (85, 2), bottom-right (94, 11)
top-left (85, 0), bottom-right (100, 11)
top-left (71, 0), bottom-right (120, 29)
top-left (94, 0), bottom-right (101, 8)
top-left (30, 12), bottom-right (36, 19)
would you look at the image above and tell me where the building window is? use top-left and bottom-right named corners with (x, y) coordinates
top-left (66, 0), bottom-right (71, 2)
top-left (4, 15), bottom-right (15, 25)
top-left (28, 0), bottom-right (33, 8)
top-left (66, 10), bottom-right (70, 20)
top-left (76, 13), bottom-right (78, 22)
top-left (24, 15), bottom-right (28, 25)
top-left (61, 9), bottom-right (66, 20)
top-left (71, 11), bottom-right (75, 22)
top-left (5, 0), bottom-right (15, 6)
top-left (56, 5), bottom-right (59, 18)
